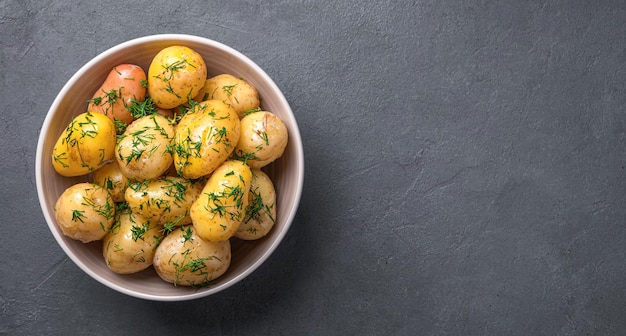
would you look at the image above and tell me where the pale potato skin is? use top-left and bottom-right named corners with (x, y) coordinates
top-left (147, 46), bottom-right (207, 109)
top-left (190, 160), bottom-right (252, 242)
top-left (125, 176), bottom-right (204, 227)
top-left (115, 114), bottom-right (175, 180)
top-left (91, 161), bottom-right (129, 202)
top-left (153, 226), bottom-right (231, 286)
top-left (233, 111), bottom-right (288, 169)
top-left (235, 169), bottom-right (277, 240)
top-left (55, 182), bottom-right (115, 243)
top-left (193, 74), bottom-right (260, 119)
top-left (173, 100), bottom-right (240, 179)
top-left (88, 64), bottom-right (147, 126)
top-left (52, 111), bottom-right (117, 177)
top-left (103, 212), bottom-right (162, 274)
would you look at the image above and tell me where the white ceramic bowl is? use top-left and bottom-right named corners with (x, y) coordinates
top-left (36, 34), bottom-right (304, 301)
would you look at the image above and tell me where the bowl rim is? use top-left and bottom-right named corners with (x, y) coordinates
top-left (35, 33), bottom-right (304, 301)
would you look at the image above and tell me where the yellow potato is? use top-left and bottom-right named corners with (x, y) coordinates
top-left (147, 46), bottom-right (207, 109)
top-left (193, 74), bottom-right (260, 118)
top-left (235, 169), bottom-right (277, 240)
top-left (173, 100), bottom-right (240, 179)
top-left (103, 212), bottom-right (162, 274)
top-left (153, 225), bottom-right (231, 286)
top-left (190, 160), bottom-right (252, 242)
top-left (115, 114), bottom-right (175, 180)
top-left (125, 176), bottom-right (203, 229)
top-left (233, 111), bottom-right (288, 168)
top-left (91, 160), bottom-right (129, 202)
top-left (54, 182), bottom-right (115, 243)
top-left (52, 111), bottom-right (116, 177)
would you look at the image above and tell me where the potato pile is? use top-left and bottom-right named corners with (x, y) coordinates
top-left (51, 45), bottom-right (288, 287)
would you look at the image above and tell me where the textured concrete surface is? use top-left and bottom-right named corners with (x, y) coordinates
top-left (2, 0), bottom-right (626, 335)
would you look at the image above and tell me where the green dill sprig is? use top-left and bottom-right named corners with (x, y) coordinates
top-left (242, 107), bottom-right (262, 117)
top-left (231, 149), bottom-right (258, 165)
top-left (127, 97), bottom-right (157, 119)
top-left (130, 222), bottom-right (151, 242)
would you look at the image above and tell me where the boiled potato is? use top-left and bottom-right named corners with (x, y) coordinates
top-left (91, 161), bottom-right (129, 202)
top-left (193, 74), bottom-right (260, 119)
top-left (52, 111), bottom-right (117, 177)
top-left (235, 169), bottom-right (277, 240)
top-left (153, 225), bottom-right (231, 286)
top-left (190, 160), bottom-right (252, 242)
top-left (88, 64), bottom-right (147, 126)
top-left (125, 177), bottom-right (203, 229)
top-left (233, 111), bottom-right (288, 168)
top-left (147, 46), bottom-right (207, 109)
top-left (115, 114), bottom-right (175, 180)
top-left (103, 212), bottom-right (162, 274)
top-left (55, 182), bottom-right (115, 243)
top-left (173, 100), bottom-right (240, 179)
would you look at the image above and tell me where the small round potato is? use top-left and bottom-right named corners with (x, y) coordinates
top-left (115, 114), bottom-right (175, 180)
top-left (235, 169), bottom-right (277, 240)
top-left (193, 74), bottom-right (260, 119)
top-left (55, 182), bottom-right (115, 243)
top-left (173, 100), bottom-right (240, 179)
top-left (233, 111), bottom-right (288, 169)
top-left (125, 176), bottom-right (204, 228)
top-left (190, 160), bottom-right (252, 242)
top-left (91, 161), bottom-right (129, 203)
top-left (103, 212), bottom-right (162, 274)
top-left (153, 226), bottom-right (231, 286)
top-left (88, 64), bottom-right (147, 126)
top-left (52, 111), bottom-right (117, 177)
top-left (147, 46), bottom-right (207, 109)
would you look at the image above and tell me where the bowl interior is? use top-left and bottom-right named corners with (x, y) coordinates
top-left (36, 34), bottom-right (303, 301)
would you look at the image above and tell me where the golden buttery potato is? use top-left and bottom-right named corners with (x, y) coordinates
top-left (153, 225), bottom-right (231, 286)
top-left (52, 111), bottom-right (117, 177)
top-left (233, 111), bottom-right (288, 169)
top-left (235, 169), bottom-right (277, 240)
top-left (103, 211), bottom-right (162, 274)
top-left (115, 114), bottom-right (175, 180)
top-left (147, 46), bottom-right (207, 109)
top-left (190, 160), bottom-right (252, 242)
top-left (173, 100), bottom-right (240, 179)
top-left (125, 176), bottom-right (203, 228)
top-left (55, 182), bottom-right (115, 243)
top-left (193, 74), bottom-right (260, 119)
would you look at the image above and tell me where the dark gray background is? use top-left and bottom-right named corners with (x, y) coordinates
top-left (2, 0), bottom-right (625, 335)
